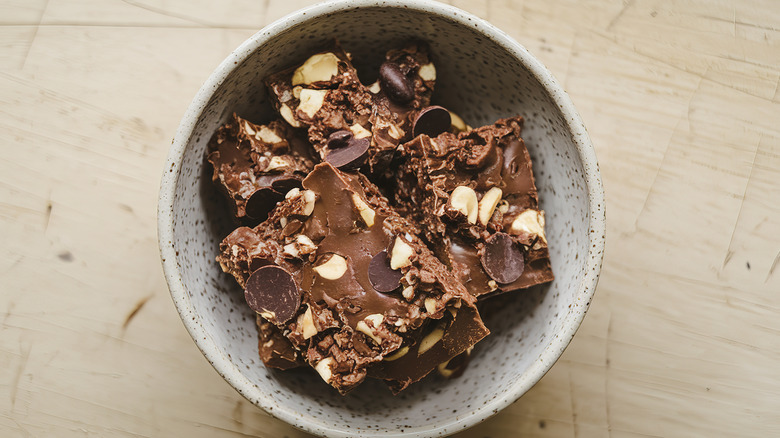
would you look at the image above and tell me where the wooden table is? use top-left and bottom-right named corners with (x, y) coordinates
top-left (2, 0), bottom-right (778, 436)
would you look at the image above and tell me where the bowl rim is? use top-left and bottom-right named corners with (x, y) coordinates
top-left (158, 0), bottom-right (605, 436)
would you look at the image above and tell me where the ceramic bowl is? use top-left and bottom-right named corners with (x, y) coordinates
top-left (158, 0), bottom-right (605, 436)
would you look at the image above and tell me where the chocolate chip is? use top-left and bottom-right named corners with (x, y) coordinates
top-left (327, 130), bottom-right (353, 149)
top-left (413, 106), bottom-right (451, 138)
top-left (368, 250), bottom-right (403, 293)
top-left (281, 219), bottom-right (304, 237)
top-left (271, 176), bottom-right (302, 193)
top-left (379, 62), bottom-right (414, 103)
top-left (325, 137), bottom-right (370, 170)
top-left (244, 265), bottom-right (300, 324)
top-left (481, 232), bottom-right (524, 284)
top-left (245, 187), bottom-right (284, 221)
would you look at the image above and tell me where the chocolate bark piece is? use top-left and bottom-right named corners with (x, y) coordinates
top-left (206, 113), bottom-right (316, 221)
top-left (256, 316), bottom-right (304, 370)
top-left (395, 116), bottom-right (553, 297)
top-left (217, 162), bottom-right (487, 394)
top-left (264, 41), bottom-right (437, 175)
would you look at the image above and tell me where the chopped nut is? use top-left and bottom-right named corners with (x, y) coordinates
top-left (298, 89), bottom-right (327, 118)
top-left (302, 189), bottom-right (316, 216)
top-left (497, 199), bottom-right (510, 214)
top-left (282, 243), bottom-right (299, 258)
top-left (279, 104), bottom-right (301, 127)
top-left (292, 86), bottom-right (302, 99)
top-left (350, 123), bottom-right (372, 139)
top-left (437, 360), bottom-right (454, 378)
top-left (259, 310), bottom-right (276, 320)
top-left (300, 305), bottom-right (318, 339)
top-left (257, 126), bottom-right (283, 144)
top-left (285, 188), bottom-right (300, 199)
top-left (295, 234), bottom-right (316, 255)
top-left (243, 121), bottom-right (256, 136)
top-left (383, 346), bottom-right (409, 362)
top-left (265, 156), bottom-right (290, 172)
top-left (356, 314), bottom-right (384, 344)
top-left (387, 124), bottom-right (404, 140)
top-left (448, 186), bottom-right (478, 224)
top-left (402, 286), bottom-right (414, 301)
top-left (390, 236), bottom-right (414, 270)
top-left (509, 209), bottom-right (547, 243)
top-left (449, 111), bottom-right (468, 132)
top-left (368, 81), bottom-right (381, 93)
top-left (351, 194), bottom-right (375, 227)
top-left (292, 52), bottom-right (341, 85)
top-left (418, 62), bottom-right (436, 81)
top-left (478, 187), bottom-right (503, 225)
top-left (488, 280), bottom-right (499, 291)
top-left (313, 254), bottom-right (348, 280)
top-left (418, 323), bottom-right (445, 355)
top-left (314, 357), bottom-right (335, 383)
top-left (424, 298), bottom-right (437, 314)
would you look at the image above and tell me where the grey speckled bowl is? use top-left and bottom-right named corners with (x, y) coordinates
top-left (158, 1), bottom-right (605, 436)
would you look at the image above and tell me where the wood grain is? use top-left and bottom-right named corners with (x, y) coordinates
top-left (1, 0), bottom-right (778, 436)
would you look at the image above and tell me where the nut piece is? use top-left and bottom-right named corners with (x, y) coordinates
top-left (298, 89), bottom-right (328, 118)
top-left (402, 286), bottom-right (414, 301)
top-left (243, 121), bottom-right (257, 136)
top-left (292, 86), bottom-right (302, 99)
top-left (257, 126), bottom-right (283, 144)
top-left (449, 111), bottom-right (469, 132)
top-left (292, 53), bottom-right (340, 86)
top-left (265, 156), bottom-right (290, 172)
top-left (314, 357), bottom-right (335, 383)
top-left (368, 81), bottom-right (381, 94)
top-left (497, 199), bottom-right (510, 214)
top-left (284, 234), bottom-right (316, 259)
top-left (351, 194), bottom-right (375, 227)
top-left (356, 314), bottom-right (384, 344)
top-left (418, 62), bottom-right (436, 81)
top-left (437, 360), bottom-right (454, 378)
top-left (383, 346), bottom-right (409, 362)
top-left (478, 187), bottom-right (503, 225)
top-left (285, 188), bottom-right (300, 199)
top-left (390, 236), bottom-right (414, 270)
top-left (424, 298), bottom-right (437, 314)
top-left (387, 124), bottom-right (404, 140)
top-left (279, 104), bottom-right (301, 127)
top-left (418, 323), bottom-right (445, 355)
top-left (313, 254), bottom-right (348, 280)
top-left (349, 123), bottom-right (372, 139)
top-left (448, 186), bottom-right (478, 224)
top-left (509, 209), bottom-right (547, 243)
top-left (300, 305), bottom-right (318, 339)
top-left (302, 189), bottom-right (316, 216)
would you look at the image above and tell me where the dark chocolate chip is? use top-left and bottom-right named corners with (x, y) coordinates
top-left (271, 176), bottom-right (302, 193)
top-left (379, 62), bottom-right (414, 103)
top-left (245, 187), bottom-right (284, 221)
top-left (368, 250), bottom-right (403, 293)
top-left (244, 265), bottom-right (300, 324)
top-left (249, 257), bottom-right (273, 272)
top-left (325, 137), bottom-right (370, 170)
top-left (481, 233), bottom-right (524, 284)
top-left (413, 106), bottom-right (451, 138)
top-left (327, 130), bottom-right (353, 149)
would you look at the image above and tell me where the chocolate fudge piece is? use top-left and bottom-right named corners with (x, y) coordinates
top-left (207, 113), bottom-right (317, 222)
top-left (264, 41), bottom-right (436, 174)
top-left (395, 116), bottom-right (553, 297)
top-left (217, 163), bottom-right (488, 393)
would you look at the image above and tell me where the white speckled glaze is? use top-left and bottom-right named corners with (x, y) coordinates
top-left (158, 1), bottom-right (605, 436)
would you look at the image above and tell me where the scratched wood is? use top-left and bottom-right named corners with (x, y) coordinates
top-left (1, 0), bottom-right (779, 436)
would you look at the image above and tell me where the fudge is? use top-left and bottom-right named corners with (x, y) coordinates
top-left (207, 113), bottom-right (317, 222)
top-left (394, 116), bottom-right (553, 297)
top-left (265, 41), bottom-right (436, 174)
top-left (217, 163), bottom-right (488, 393)
top-left (208, 40), bottom-right (553, 394)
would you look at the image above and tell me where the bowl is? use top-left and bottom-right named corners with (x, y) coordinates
top-left (158, 0), bottom-right (605, 436)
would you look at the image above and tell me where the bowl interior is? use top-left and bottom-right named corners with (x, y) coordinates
top-left (166, 4), bottom-right (597, 436)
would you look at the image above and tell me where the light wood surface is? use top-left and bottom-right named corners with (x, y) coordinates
top-left (2, 0), bottom-right (779, 436)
